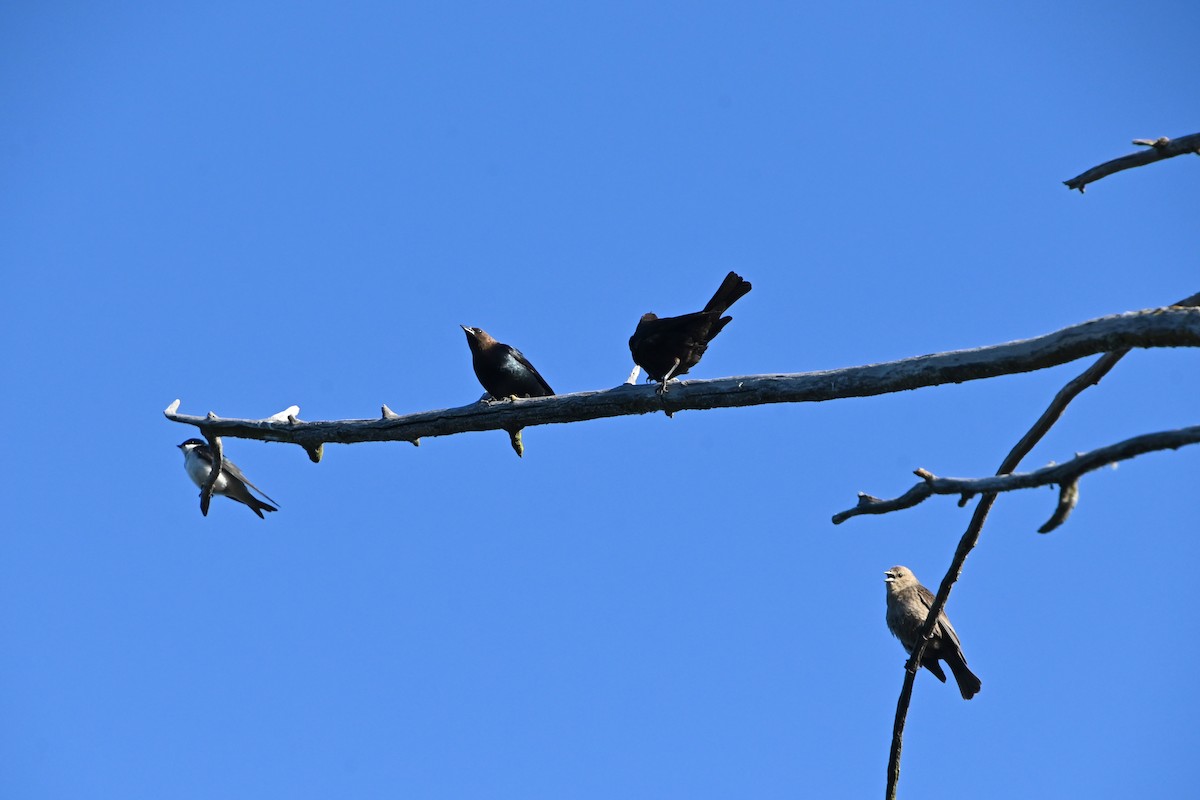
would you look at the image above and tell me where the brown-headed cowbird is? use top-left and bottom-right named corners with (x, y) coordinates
top-left (628, 271), bottom-right (752, 392)
top-left (461, 325), bottom-right (555, 456)
top-left (178, 438), bottom-right (279, 518)
top-left (884, 565), bottom-right (981, 700)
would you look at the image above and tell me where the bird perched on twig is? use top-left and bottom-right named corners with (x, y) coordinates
top-left (461, 325), bottom-right (555, 457)
top-left (177, 438), bottom-right (279, 518)
top-left (628, 271), bottom-right (752, 393)
top-left (883, 565), bottom-right (981, 699)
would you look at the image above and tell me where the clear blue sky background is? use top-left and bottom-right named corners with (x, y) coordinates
top-left (2, 3), bottom-right (1197, 798)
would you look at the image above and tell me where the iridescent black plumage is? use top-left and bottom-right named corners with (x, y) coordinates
top-left (629, 271), bottom-right (751, 390)
top-left (461, 326), bottom-right (554, 456)
top-left (461, 326), bottom-right (554, 399)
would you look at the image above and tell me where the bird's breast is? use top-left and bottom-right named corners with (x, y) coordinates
top-left (184, 453), bottom-right (230, 493)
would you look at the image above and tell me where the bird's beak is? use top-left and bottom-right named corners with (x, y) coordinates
top-left (884, 572), bottom-right (894, 582)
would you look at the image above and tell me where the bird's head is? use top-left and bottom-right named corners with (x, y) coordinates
top-left (178, 438), bottom-right (206, 452)
top-left (884, 566), bottom-right (917, 588)
top-left (461, 325), bottom-right (497, 351)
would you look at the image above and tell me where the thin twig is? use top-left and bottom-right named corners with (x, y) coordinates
top-left (163, 307), bottom-right (1200, 452)
top-left (834, 425), bottom-right (1200, 526)
top-left (199, 430), bottom-right (223, 517)
top-left (1063, 132), bottom-right (1200, 192)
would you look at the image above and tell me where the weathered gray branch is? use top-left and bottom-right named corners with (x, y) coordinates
top-left (833, 425), bottom-right (1200, 528)
top-left (163, 307), bottom-right (1200, 454)
top-left (1064, 132), bottom-right (1200, 192)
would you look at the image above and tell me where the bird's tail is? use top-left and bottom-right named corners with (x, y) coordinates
top-left (250, 498), bottom-right (279, 519)
top-left (703, 271), bottom-right (752, 316)
top-left (944, 651), bottom-right (982, 700)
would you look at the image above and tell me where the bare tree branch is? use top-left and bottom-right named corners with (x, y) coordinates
top-left (163, 307), bottom-right (1200, 453)
top-left (834, 425), bottom-right (1200, 527)
top-left (1040, 480), bottom-right (1080, 535)
top-left (1064, 132), bottom-right (1200, 192)
top-left (199, 429), bottom-right (222, 516)
top-left (883, 289), bottom-right (1200, 800)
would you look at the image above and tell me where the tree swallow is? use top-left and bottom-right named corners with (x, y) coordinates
top-left (177, 438), bottom-right (279, 518)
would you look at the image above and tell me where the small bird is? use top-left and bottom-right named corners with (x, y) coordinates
top-left (884, 565), bottom-right (981, 700)
top-left (461, 325), bottom-right (555, 456)
top-left (628, 271), bottom-right (752, 392)
top-left (177, 438), bottom-right (279, 518)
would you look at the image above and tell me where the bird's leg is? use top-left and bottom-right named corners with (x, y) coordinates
top-left (662, 358), bottom-right (681, 382)
top-left (480, 393), bottom-right (520, 405)
top-left (656, 358), bottom-right (682, 395)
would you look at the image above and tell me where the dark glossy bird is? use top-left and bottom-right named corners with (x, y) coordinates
top-left (628, 271), bottom-right (752, 392)
top-left (461, 325), bottom-right (555, 456)
top-left (177, 438), bottom-right (279, 518)
top-left (884, 565), bottom-right (981, 700)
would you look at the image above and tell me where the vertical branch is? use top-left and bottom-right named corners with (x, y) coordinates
top-left (886, 496), bottom-right (994, 799)
top-left (199, 431), bottom-right (223, 517)
top-left (885, 656), bottom-right (919, 796)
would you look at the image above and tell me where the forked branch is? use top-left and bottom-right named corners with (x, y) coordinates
top-left (834, 425), bottom-right (1200, 529)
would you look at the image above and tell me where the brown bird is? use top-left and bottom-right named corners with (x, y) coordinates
top-left (884, 565), bottom-right (981, 700)
top-left (461, 325), bottom-right (555, 456)
top-left (628, 271), bottom-right (752, 392)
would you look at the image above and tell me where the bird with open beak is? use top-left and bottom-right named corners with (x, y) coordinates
top-left (884, 565), bottom-right (981, 699)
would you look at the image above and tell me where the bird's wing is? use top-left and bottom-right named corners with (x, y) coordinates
top-left (221, 458), bottom-right (280, 506)
top-left (917, 582), bottom-right (964, 648)
top-left (633, 311), bottom-right (719, 346)
top-left (662, 311), bottom-right (718, 338)
top-left (939, 615), bottom-right (964, 649)
top-left (507, 346), bottom-right (554, 395)
top-left (915, 582), bottom-right (936, 610)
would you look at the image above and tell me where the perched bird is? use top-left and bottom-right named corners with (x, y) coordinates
top-left (177, 438), bottom-right (279, 518)
top-left (461, 325), bottom-right (555, 457)
top-left (884, 565), bottom-right (981, 700)
top-left (628, 271), bottom-right (752, 392)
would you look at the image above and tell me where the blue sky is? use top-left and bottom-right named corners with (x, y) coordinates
top-left (2, 3), bottom-right (1197, 797)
